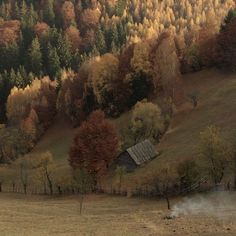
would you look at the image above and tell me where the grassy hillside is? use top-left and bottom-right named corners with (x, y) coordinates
top-left (30, 69), bottom-right (236, 187)
top-left (125, 69), bottom-right (236, 186)
top-left (30, 116), bottom-right (78, 174)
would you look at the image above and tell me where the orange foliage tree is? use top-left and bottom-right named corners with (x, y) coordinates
top-left (69, 110), bottom-right (119, 176)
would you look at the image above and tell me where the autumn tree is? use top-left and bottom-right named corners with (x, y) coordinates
top-left (34, 151), bottom-right (55, 195)
top-left (150, 165), bottom-right (177, 210)
top-left (72, 168), bottom-right (93, 215)
top-left (66, 26), bottom-right (81, 50)
top-left (89, 53), bottom-right (120, 114)
top-left (15, 155), bottom-right (32, 194)
top-left (154, 32), bottom-right (184, 105)
top-left (125, 41), bottom-right (154, 105)
top-left (57, 69), bottom-right (88, 126)
top-left (130, 100), bottom-right (164, 144)
top-left (20, 108), bottom-right (39, 143)
top-left (61, 1), bottom-right (76, 28)
top-left (69, 110), bottom-right (119, 178)
top-left (34, 22), bottom-right (49, 38)
top-left (199, 126), bottom-right (231, 186)
top-left (177, 159), bottom-right (200, 193)
top-left (79, 8), bottom-right (100, 33)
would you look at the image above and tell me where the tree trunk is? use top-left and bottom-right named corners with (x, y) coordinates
top-left (45, 170), bottom-right (53, 195)
top-left (43, 181), bottom-right (47, 195)
top-left (165, 194), bottom-right (171, 210)
top-left (23, 184), bottom-right (27, 194)
top-left (48, 181), bottom-right (53, 195)
top-left (57, 186), bottom-right (62, 195)
top-left (0, 182), bottom-right (2, 192)
top-left (233, 173), bottom-right (236, 191)
top-left (79, 195), bottom-right (84, 215)
top-left (12, 182), bottom-right (15, 192)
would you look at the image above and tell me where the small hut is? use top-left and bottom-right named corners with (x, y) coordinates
top-left (114, 140), bottom-right (158, 172)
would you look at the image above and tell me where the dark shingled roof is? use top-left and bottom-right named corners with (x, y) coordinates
top-left (126, 140), bottom-right (158, 165)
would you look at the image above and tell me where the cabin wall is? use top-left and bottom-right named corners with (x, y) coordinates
top-left (115, 152), bottom-right (137, 172)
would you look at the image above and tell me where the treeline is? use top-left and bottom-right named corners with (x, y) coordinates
top-left (0, 125), bottom-right (235, 211)
top-left (0, 77), bottom-right (57, 162)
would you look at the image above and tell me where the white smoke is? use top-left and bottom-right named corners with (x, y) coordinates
top-left (170, 191), bottom-right (236, 218)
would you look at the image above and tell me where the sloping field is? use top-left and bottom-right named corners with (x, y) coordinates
top-left (125, 69), bottom-right (236, 185)
top-left (31, 116), bottom-right (78, 168)
top-left (30, 69), bottom-right (236, 187)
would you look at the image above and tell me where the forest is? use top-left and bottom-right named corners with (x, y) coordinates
top-left (0, 0), bottom-right (236, 199)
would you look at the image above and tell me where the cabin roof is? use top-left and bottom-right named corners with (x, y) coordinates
top-left (126, 140), bottom-right (158, 165)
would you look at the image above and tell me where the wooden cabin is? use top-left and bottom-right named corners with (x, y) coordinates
top-left (114, 140), bottom-right (158, 172)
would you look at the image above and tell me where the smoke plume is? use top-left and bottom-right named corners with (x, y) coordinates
top-left (170, 192), bottom-right (236, 218)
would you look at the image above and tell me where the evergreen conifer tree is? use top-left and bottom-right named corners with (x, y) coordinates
top-left (47, 43), bottom-right (61, 79)
top-left (28, 37), bottom-right (42, 76)
top-left (95, 26), bottom-right (107, 55)
top-left (57, 34), bottom-right (72, 68)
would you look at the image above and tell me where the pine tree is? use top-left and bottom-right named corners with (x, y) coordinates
top-left (43, 0), bottom-right (55, 27)
top-left (13, 2), bottom-right (20, 20)
top-left (14, 70), bottom-right (24, 88)
top-left (111, 23), bottom-right (119, 48)
top-left (71, 49), bottom-right (81, 72)
top-left (4, 43), bottom-right (20, 71)
top-left (95, 26), bottom-right (107, 55)
top-left (20, 0), bottom-right (28, 28)
top-left (117, 21), bottom-right (127, 46)
top-left (28, 37), bottom-right (42, 76)
top-left (9, 69), bottom-right (17, 86)
top-left (47, 43), bottom-right (60, 79)
top-left (116, 0), bottom-right (126, 17)
top-left (57, 34), bottom-right (72, 68)
top-left (27, 4), bottom-right (38, 27)
top-left (0, 2), bottom-right (11, 20)
top-left (16, 66), bottom-right (28, 88)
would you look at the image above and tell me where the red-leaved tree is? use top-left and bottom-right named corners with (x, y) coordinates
top-left (69, 110), bottom-right (119, 176)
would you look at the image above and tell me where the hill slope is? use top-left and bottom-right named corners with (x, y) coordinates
top-left (30, 69), bottom-right (236, 186)
top-left (125, 69), bottom-right (236, 186)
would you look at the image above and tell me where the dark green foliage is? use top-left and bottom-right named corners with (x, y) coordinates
top-left (217, 17), bottom-right (236, 71)
top-left (57, 34), bottom-right (72, 68)
top-left (95, 26), bottom-right (107, 55)
top-left (47, 44), bottom-right (61, 79)
top-left (0, 72), bottom-right (11, 122)
top-left (116, 0), bottom-right (126, 17)
top-left (28, 37), bottom-right (42, 76)
top-left (128, 72), bottom-right (153, 107)
top-left (221, 9), bottom-right (236, 31)
top-left (42, 0), bottom-right (55, 27)
top-left (0, 43), bottom-right (19, 71)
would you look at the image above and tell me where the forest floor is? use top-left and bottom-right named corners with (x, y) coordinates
top-left (0, 192), bottom-right (236, 236)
